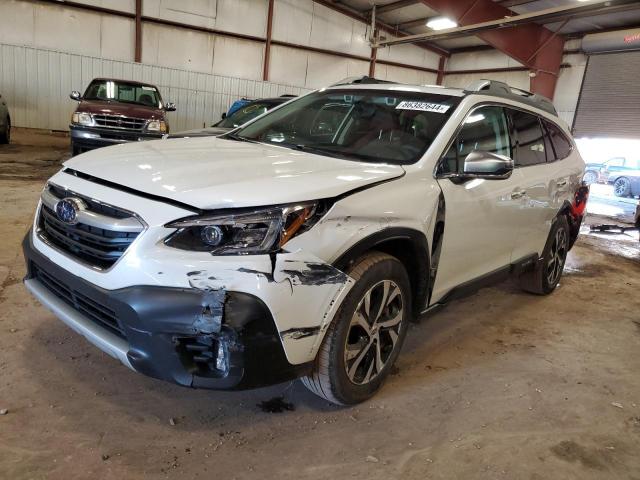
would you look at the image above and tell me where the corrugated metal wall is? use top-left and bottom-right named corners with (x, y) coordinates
top-left (0, 42), bottom-right (311, 132)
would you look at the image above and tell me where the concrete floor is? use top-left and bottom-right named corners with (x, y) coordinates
top-left (1, 130), bottom-right (639, 480)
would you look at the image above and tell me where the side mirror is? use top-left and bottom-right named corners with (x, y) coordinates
top-left (462, 150), bottom-right (513, 179)
top-left (165, 102), bottom-right (176, 112)
top-left (221, 112), bottom-right (227, 120)
top-left (70, 91), bottom-right (82, 101)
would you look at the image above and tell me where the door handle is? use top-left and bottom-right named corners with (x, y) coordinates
top-left (556, 179), bottom-right (568, 187)
top-left (510, 190), bottom-right (526, 200)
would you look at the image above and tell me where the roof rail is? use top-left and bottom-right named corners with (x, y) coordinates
top-left (330, 76), bottom-right (396, 87)
top-left (463, 79), bottom-right (557, 116)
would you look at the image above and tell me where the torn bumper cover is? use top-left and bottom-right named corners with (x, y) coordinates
top-left (22, 232), bottom-right (315, 390)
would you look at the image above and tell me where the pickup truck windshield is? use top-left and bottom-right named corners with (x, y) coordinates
top-left (233, 89), bottom-right (461, 164)
top-left (83, 80), bottom-right (161, 108)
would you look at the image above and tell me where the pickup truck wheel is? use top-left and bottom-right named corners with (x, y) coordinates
top-left (301, 252), bottom-right (411, 405)
top-left (613, 177), bottom-right (631, 197)
top-left (0, 118), bottom-right (9, 144)
top-left (519, 215), bottom-right (570, 295)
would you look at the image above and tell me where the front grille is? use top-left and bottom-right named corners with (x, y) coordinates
top-left (33, 264), bottom-right (125, 338)
top-left (93, 114), bottom-right (146, 130)
top-left (38, 185), bottom-right (144, 270)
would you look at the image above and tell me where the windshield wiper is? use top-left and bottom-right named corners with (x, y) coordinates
top-left (223, 133), bottom-right (262, 144)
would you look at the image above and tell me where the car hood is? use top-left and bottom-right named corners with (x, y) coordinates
top-left (64, 137), bottom-right (405, 210)
top-left (77, 100), bottom-right (164, 120)
top-left (168, 126), bottom-right (230, 138)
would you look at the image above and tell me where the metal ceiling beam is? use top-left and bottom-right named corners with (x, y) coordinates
top-left (378, 1), bottom-right (639, 46)
top-left (312, 0), bottom-right (449, 56)
top-left (372, 0), bottom-right (422, 15)
top-left (495, 0), bottom-right (539, 7)
top-left (410, 0), bottom-right (573, 98)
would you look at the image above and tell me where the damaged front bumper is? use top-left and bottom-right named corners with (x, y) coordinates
top-left (23, 232), bottom-right (328, 389)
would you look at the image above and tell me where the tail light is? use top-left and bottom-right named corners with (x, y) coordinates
top-left (570, 183), bottom-right (589, 218)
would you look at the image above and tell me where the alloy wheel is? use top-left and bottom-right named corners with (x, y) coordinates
top-left (546, 227), bottom-right (567, 286)
top-left (344, 280), bottom-right (404, 385)
top-left (614, 177), bottom-right (630, 197)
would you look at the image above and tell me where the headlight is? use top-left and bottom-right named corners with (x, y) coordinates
top-left (164, 202), bottom-right (322, 254)
top-left (147, 120), bottom-right (167, 133)
top-left (72, 112), bottom-right (93, 126)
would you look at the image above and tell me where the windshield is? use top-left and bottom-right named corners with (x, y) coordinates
top-left (83, 80), bottom-right (161, 108)
top-left (232, 89), bottom-right (461, 164)
top-left (216, 101), bottom-right (276, 128)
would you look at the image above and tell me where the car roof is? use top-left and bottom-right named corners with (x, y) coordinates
top-left (324, 78), bottom-right (558, 118)
top-left (325, 83), bottom-right (465, 97)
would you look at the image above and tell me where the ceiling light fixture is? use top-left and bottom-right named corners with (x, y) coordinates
top-left (426, 17), bottom-right (458, 30)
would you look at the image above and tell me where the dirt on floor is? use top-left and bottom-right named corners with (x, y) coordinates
top-left (0, 131), bottom-right (639, 480)
top-left (0, 128), bottom-right (70, 181)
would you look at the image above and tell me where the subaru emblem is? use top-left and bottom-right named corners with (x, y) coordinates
top-left (54, 197), bottom-right (86, 225)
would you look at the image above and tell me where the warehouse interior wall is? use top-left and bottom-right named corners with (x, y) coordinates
top-left (0, 0), bottom-right (440, 88)
top-left (0, 0), bottom-right (443, 131)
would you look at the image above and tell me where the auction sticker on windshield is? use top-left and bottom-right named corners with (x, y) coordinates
top-left (396, 101), bottom-right (450, 113)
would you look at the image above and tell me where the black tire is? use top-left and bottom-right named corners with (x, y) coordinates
top-left (519, 215), bottom-right (570, 295)
top-left (0, 117), bottom-right (9, 144)
top-left (71, 143), bottom-right (81, 156)
top-left (613, 177), bottom-right (631, 197)
top-left (583, 170), bottom-right (597, 185)
top-left (301, 252), bottom-right (412, 405)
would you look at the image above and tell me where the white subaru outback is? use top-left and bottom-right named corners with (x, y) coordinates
top-left (23, 79), bottom-right (588, 405)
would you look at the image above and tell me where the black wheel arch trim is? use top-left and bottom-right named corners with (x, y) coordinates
top-left (332, 227), bottom-right (430, 317)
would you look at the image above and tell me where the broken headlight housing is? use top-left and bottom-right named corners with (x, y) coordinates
top-left (164, 202), bottom-right (322, 254)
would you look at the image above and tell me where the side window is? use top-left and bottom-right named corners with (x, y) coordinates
top-left (606, 157), bottom-right (625, 167)
top-left (543, 120), bottom-right (572, 161)
top-left (510, 109), bottom-right (546, 167)
top-left (439, 106), bottom-right (510, 174)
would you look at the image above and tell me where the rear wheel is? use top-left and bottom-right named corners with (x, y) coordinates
top-left (0, 117), bottom-right (9, 144)
top-left (301, 252), bottom-right (411, 405)
top-left (613, 177), bottom-right (631, 197)
top-left (519, 215), bottom-right (570, 295)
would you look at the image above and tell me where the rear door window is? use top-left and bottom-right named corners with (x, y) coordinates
top-left (439, 106), bottom-right (510, 175)
top-left (510, 109), bottom-right (547, 167)
top-left (542, 120), bottom-right (572, 161)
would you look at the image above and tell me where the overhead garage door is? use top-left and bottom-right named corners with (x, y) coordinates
top-left (573, 50), bottom-right (640, 138)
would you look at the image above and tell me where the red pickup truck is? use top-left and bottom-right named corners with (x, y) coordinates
top-left (69, 78), bottom-right (175, 155)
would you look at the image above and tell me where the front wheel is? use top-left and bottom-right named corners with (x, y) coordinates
top-left (519, 215), bottom-right (570, 295)
top-left (301, 252), bottom-right (411, 405)
top-left (613, 177), bottom-right (631, 197)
